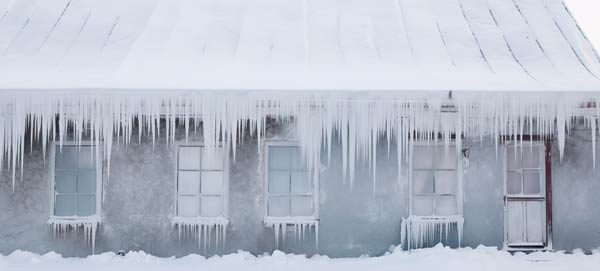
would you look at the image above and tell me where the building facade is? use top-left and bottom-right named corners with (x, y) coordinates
top-left (1, 0), bottom-right (600, 258)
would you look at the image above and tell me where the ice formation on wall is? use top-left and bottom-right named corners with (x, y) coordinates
top-left (0, 92), bottom-right (600, 189)
top-left (0, 92), bottom-right (598, 190)
top-left (172, 217), bottom-right (229, 253)
top-left (47, 217), bottom-right (101, 253)
top-left (264, 218), bottom-right (319, 248)
top-left (400, 216), bottom-right (464, 250)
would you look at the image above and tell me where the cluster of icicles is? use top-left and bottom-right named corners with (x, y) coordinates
top-left (1, 92), bottom-right (598, 188)
top-left (0, 91), bottom-right (599, 252)
top-left (264, 219), bottom-right (319, 248)
top-left (47, 218), bottom-right (101, 253)
top-left (400, 216), bottom-right (464, 250)
top-left (172, 217), bottom-right (229, 253)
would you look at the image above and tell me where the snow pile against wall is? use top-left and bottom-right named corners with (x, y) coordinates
top-left (2, 245), bottom-right (600, 271)
top-left (0, 91), bottom-right (598, 189)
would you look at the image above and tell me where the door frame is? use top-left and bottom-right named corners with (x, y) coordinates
top-left (501, 136), bottom-right (553, 251)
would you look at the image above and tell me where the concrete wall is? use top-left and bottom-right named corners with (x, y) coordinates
top-left (0, 121), bottom-right (599, 257)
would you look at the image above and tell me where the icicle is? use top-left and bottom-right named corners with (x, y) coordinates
top-left (592, 117), bottom-right (597, 169)
top-left (0, 92), bottom-right (597, 194)
top-left (400, 216), bottom-right (464, 250)
top-left (264, 218), bottom-right (319, 249)
top-left (47, 217), bottom-right (100, 253)
top-left (172, 217), bottom-right (228, 253)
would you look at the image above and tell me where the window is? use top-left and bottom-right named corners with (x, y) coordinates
top-left (264, 143), bottom-right (318, 219)
top-left (174, 145), bottom-right (229, 218)
top-left (51, 143), bottom-right (102, 218)
top-left (403, 142), bottom-right (463, 249)
top-left (505, 144), bottom-right (544, 196)
top-left (410, 144), bottom-right (461, 217)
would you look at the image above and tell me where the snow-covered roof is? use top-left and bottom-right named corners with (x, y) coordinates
top-left (0, 0), bottom-right (599, 92)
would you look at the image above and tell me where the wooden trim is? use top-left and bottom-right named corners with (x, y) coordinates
top-left (544, 140), bottom-right (554, 250)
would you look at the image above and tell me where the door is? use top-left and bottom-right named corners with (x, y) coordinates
top-left (504, 142), bottom-right (548, 249)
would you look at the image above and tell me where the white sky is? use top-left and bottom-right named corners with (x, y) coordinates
top-left (564, 0), bottom-right (600, 50)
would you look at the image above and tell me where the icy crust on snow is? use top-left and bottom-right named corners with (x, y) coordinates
top-left (47, 217), bottom-right (100, 253)
top-left (401, 216), bottom-right (464, 250)
top-left (0, 91), bottom-right (599, 192)
top-left (263, 218), bottom-right (319, 248)
top-left (172, 216), bottom-right (229, 253)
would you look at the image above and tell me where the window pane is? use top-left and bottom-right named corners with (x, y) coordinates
top-left (507, 171), bottom-right (522, 194)
top-left (55, 194), bottom-right (76, 216)
top-left (78, 147), bottom-right (96, 169)
top-left (201, 196), bottom-right (223, 217)
top-left (413, 147), bottom-right (433, 169)
top-left (291, 171), bottom-right (311, 194)
top-left (77, 194), bottom-right (96, 216)
top-left (291, 147), bottom-right (306, 170)
top-left (435, 195), bottom-right (458, 216)
top-left (55, 170), bottom-right (77, 193)
top-left (201, 171), bottom-right (223, 195)
top-left (507, 147), bottom-right (522, 170)
top-left (435, 147), bottom-right (457, 170)
top-left (201, 147), bottom-right (224, 170)
top-left (268, 196), bottom-right (290, 217)
top-left (55, 146), bottom-right (77, 169)
top-left (291, 196), bottom-right (313, 216)
top-left (523, 147), bottom-right (540, 169)
top-left (178, 147), bottom-right (201, 170)
top-left (435, 171), bottom-right (457, 195)
top-left (77, 170), bottom-right (96, 193)
top-left (412, 171), bottom-right (433, 194)
top-left (269, 147), bottom-right (292, 170)
top-left (412, 195), bottom-right (434, 216)
top-left (268, 170), bottom-right (290, 194)
top-left (178, 171), bottom-right (200, 195)
top-left (523, 171), bottom-right (541, 195)
top-left (178, 196), bottom-right (200, 217)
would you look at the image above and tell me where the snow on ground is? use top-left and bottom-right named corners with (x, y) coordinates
top-left (1, 245), bottom-right (599, 271)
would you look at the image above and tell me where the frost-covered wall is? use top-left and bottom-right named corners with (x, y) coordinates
top-left (0, 121), bottom-right (599, 257)
top-left (552, 126), bottom-right (600, 251)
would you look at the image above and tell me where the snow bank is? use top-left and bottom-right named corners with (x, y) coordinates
top-left (1, 245), bottom-right (600, 271)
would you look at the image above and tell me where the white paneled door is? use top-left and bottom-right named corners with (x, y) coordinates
top-left (504, 142), bottom-right (548, 249)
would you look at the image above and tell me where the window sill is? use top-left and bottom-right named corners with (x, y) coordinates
top-left (171, 216), bottom-right (229, 227)
top-left (263, 216), bottom-right (319, 230)
top-left (405, 215), bottom-right (464, 222)
top-left (264, 216), bottom-right (318, 225)
top-left (47, 215), bottom-right (102, 225)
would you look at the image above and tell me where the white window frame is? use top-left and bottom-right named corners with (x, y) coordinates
top-left (503, 142), bottom-right (546, 199)
top-left (408, 141), bottom-right (464, 220)
top-left (502, 141), bottom-right (548, 249)
top-left (48, 141), bottom-right (103, 222)
top-left (172, 143), bottom-right (230, 222)
top-left (263, 141), bottom-right (320, 225)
